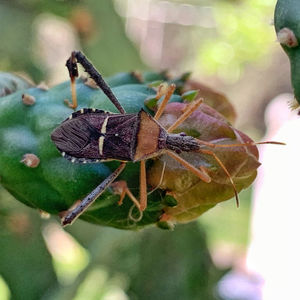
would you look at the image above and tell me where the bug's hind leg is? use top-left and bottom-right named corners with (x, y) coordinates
top-left (61, 162), bottom-right (126, 226)
top-left (64, 52), bottom-right (78, 109)
top-left (199, 149), bottom-right (239, 207)
top-left (66, 50), bottom-right (126, 114)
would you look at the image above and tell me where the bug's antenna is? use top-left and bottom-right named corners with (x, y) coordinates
top-left (66, 51), bottom-right (126, 114)
top-left (128, 204), bottom-right (143, 222)
top-left (148, 162), bottom-right (166, 195)
top-left (197, 140), bottom-right (286, 148)
top-left (199, 149), bottom-right (239, 207)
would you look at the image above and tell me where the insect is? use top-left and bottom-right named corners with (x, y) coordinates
top-left (51, 51), bottom-right (283, 226)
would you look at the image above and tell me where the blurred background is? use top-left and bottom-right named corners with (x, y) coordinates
top-left (0, 0), bottom-right (293, 299)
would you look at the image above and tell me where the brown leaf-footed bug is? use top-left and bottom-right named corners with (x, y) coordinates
top-left (51, 51), bottom-right (284, 226)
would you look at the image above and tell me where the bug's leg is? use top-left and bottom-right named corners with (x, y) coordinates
top-left (64, 52), bottom-right (78, 109)
top-left (139, 160), bottom-right (147, 211)
top-left (165, 150), bottom-right (211, 183)
top-left (199, 149), bottom-right (239, 207)
top-left (111, 180), bottom-right (141, 210)
top-left (167, 99), bottom-right (203, 133)
top-left (66, 50), bottom-right (126, 114)
top-left (154, 84), bottom-right (176, 120)
top-left (61, 162), bottom-right (126, 226)
top-left (112, 181), bottom-right (127, 206)
top-left (160, 212), bottom-right (173, 222)
top-left (166, 148), bottom-right (239, 206)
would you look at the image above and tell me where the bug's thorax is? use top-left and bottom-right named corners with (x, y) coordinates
top-left (133, 110), bottom-right (200, 161)
top-left (133, 110), bottom-right (167, 161)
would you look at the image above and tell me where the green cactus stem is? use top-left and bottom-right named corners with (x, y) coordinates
top-left (0, 71), bottom-right (260, 229)
top-left (275, 0), bottom-right (300, 105)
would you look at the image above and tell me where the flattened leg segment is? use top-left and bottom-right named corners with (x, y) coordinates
top-left (66, 51), bottom-right (126, 114)
top-left (61, 162), bottom-right (126, 226)
top-left (65, 52), bottom-right (78, 109)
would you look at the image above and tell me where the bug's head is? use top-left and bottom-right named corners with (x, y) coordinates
top-left (51, 117), bottom-right (101, 159)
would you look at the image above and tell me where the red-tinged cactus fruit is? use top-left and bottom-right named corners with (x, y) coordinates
top-left (148, 102), bottom-right (260, 223)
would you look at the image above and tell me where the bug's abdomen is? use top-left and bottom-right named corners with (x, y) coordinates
top-left (51, 109), bottom-right (139, 162)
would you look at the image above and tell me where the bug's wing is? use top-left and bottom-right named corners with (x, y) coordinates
top-left (102, 114), bottom-right (139, 161)
top-left (51, 111), bottom-right (139, 162)
top-left (51, 116), bottom-right (103, 159)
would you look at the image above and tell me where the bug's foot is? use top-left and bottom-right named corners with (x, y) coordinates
top-left (59, 200), bottom-right (81, 226)
top-left (111, 180), bottom-right (127, 206)
top-left (64, 99), bottom-right (77, 110)
top-left (159, 212), bottom-right (173, 222)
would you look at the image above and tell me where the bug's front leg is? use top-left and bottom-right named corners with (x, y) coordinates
top-left (61, 162), bottom-right (126, 226)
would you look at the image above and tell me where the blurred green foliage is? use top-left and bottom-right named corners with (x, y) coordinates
top-left (198, 0), bottom-right (276, 81)
top-left (0, 0), bottom-right (276, 298)
top-left (0, 185), bottom-right (223, 300)
top-left (0, 0), bottom-right (145, 82)
top-left (0, 187), bottom-right (59, 300)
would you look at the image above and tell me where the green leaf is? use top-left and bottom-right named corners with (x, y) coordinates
top-left (181, 89), bottom-right (199, 102)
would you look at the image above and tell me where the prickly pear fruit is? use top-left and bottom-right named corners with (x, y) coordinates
top-left (0, 72), bottom-right (33, 97)
top-left (149, 102), bottom-right (259, 223)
